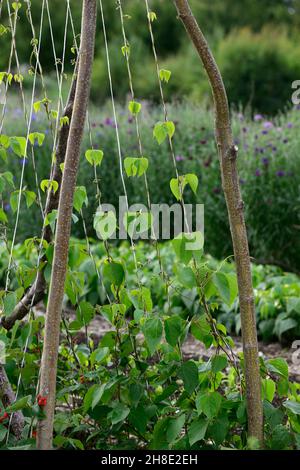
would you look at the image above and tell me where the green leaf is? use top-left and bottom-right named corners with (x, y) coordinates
top-left (90, 347), bottom-right (109, 366)
top-left (0, 208), bottom-right (8, 223)
top-left (83, 385), bottom-right (97, 413)
top-left (102, 261), bottom-right (125, 287)
top-left (29, 132), bottom-right (45, 146)
top-left (12, 2), bottom-right (22, 12)
top-left (159, 69), bottom-right (172, 83)
top-left (85, 149), bottom-right (104, 166)
top-left (148, 11), bottom-right (157, 22)
top-left (128, 100), bottom-right (141, 115)
top-left (142, 317), bottom-right (163, 355)
top-left (185, 173), bottom-right (199, 194)
top-left (123, 211), bottom-right (152, 238)
top-left (24, 190), bottom-right (36, 208)
top-left (40, 179), bottom-right (59, 194)
top-left (108, 403), bottom-right (130, 425)
top-left (76, 301), bottom-right (95, 325)
top-left (196, 391), bottom-right (223, 418)
top-left (124, 157), bottom-right (148, 177)
top-left (188, 419), bottom-right (208, 446)
top-left (177, 266), bottom-right (197, 288)
top-left (7, 395), bottom-right (31, 412)
top-left (153, 121), bottom-right (175, 145)
top-left (10, 191), bottom-right (19, 213)
top-left (172, 231), bottom-right (204, 264)
top-left (166, 414), bottom-right (185, 444)
top-left (164, 315), bottom-right (185, 347)
top-left (266, 358), bottom-right (289, 380)
top-left (3, 292), bottom-right (17, 316)
top-left (9, 136), bottom-right (26, 157)
top-left (271, 424), bottom-right (292, 450)
top-left (178, 360), bottom-right (199, 394)
top-left (130, 287), bottom-right (153, 312)
top-left (170, 177), bottom-right (181, 201)
top-left (213, 271), bottom-right (238, 306)
top-left (121, 44), bottom-right (130, 57)
top-left (287, 297), bottom-right (300, 314)
top-left (73, 186), bottom-right (88, 212)
top-left (283, 400), bottom-right (300, 415)
top-left (191, 315), bottom-right (213, 348)
top-left (0, 148), bottom-right (7, 162)
top-left (129, 384), bottom-right (144, 407)
top-left (211, 355), bottom-right (228, 373)
top-left (94, 210), bottom-right (117, 241)
top-left (91, 384), bottom-right (106, 409)
top-left (262, 378), bottom-right (276, 402)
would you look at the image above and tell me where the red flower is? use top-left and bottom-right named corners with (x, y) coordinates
top-left (0, 412), bottom-right (9, 424)
top-left (32, 430), bottom-right (37, 439)
top-left (37, 395), bottom-right (47, 407)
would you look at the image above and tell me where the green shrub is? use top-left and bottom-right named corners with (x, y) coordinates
top-left (217, 28), bottom-right (300, 114)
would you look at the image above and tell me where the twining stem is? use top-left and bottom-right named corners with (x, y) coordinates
top-left (36, 0), bottom-right (97, 450)
top-left (1, 66), bottom-right (78, 331)
top-left (173, 0), bottom-right (263, 444)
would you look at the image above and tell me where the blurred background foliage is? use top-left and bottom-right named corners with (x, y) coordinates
top-left (1, 0), bottom-right (300, 113)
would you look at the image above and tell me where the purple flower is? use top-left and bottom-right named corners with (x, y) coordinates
top-left (254, 114), bottom-right (263, 122)
top-left (262, 157), bottom-right (269, 166)
top-left (276, 170), bottom-right (285, 177)
top-left (242, 127), bottom-right (248, 133)
top-left (104, 117), bottom-right (114, 127)
top-left (238, 113), bottom-right (244, 121)
top-left (262, 130), bottom-right (269, 135)
top-left (283, 139), bottom-right (288, 144)
top-left (204, 159), bottom-right (211, 167)
top-left (128, 116), bottom-right (133, 124)
top-left (175, 155), bottom-right (185, 162)
top-left (200, 139), bottom-right (207, 145)
top-left (272, 146), bottom-right (277, 152)
top-left (240, 178), bottom-right (246, 185)
top-left (255, 169), bottom-right (261, 177)
top-left (263, 121), bottom-right (274, 129)
top-left (4, 203), bottom-right (10, 212)
top-left (19, 158), bottom-right (28, 165)
top-left (287, 122), bottom-right (293, 129)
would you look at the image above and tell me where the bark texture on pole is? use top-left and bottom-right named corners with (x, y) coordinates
top-left (0, 364), bottom-right (24, 440)
top-left (173, 0), bottom-right (263, 444)
top-left (36, 0), bottom-right (97, 450)
top-left (1, 71), bottom-right (78, 331)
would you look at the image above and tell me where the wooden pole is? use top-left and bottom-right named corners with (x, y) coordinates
top-left (36, 0), bottom-right (97, 449)
top-left (173, 0), bottom-right (264, 444)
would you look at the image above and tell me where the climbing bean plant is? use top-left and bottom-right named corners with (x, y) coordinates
top-left (0, 0), bottom-right (299, 451)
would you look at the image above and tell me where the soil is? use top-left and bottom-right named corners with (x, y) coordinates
top-left (55, 305), bottom-right (300, 382)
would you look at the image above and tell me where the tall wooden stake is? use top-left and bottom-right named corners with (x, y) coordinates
top-left (36, 0), bottom-right (97, 450)
top-left (173, 0), bottom-right (264, 444)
